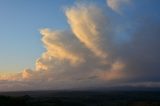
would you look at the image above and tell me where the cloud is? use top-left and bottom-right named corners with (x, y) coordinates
top-left (40, 29), bottom-right (85, 66)
top-left (66, 4), bottom-right (108, 58)
top-left (1, 1), bottom-right (160, 91)
top-left (22, 69), bottom-right (33, 79)
top-left (117, 82), bottom-right (160, 88)
top-left (28, 4), bottom-right (124, 89)
top-left (0, 3), bottom-right (124, 91)
top-left (98, 61), bottom-right (125, 81)
top-left (107, 0), bottom-right (131, 13)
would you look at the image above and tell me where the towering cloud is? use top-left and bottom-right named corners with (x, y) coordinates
top-left (40, 29), bottom-right (85, 66)
top-left (0, 0), bottom-right (160, 91)
top-left (66, 4), bottom-right (108, 58)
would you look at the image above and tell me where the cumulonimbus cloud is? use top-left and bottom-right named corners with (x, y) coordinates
top-left (0, 0), bottom-right (160, 91)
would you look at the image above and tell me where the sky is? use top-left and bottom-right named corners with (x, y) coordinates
top-left (0, 0), bottom-right (75, 73)
top-left (0, 0), bottom-right (160, 91)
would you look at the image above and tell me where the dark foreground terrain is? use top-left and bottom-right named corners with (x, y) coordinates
top-left (0, 91), bottom-right (160, 106)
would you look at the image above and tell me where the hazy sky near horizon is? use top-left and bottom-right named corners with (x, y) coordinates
top-left (0, 0), bottom-right (160, 91)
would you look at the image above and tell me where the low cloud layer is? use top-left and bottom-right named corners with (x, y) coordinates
top-left (0, 0), bottom-right (160, 91)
